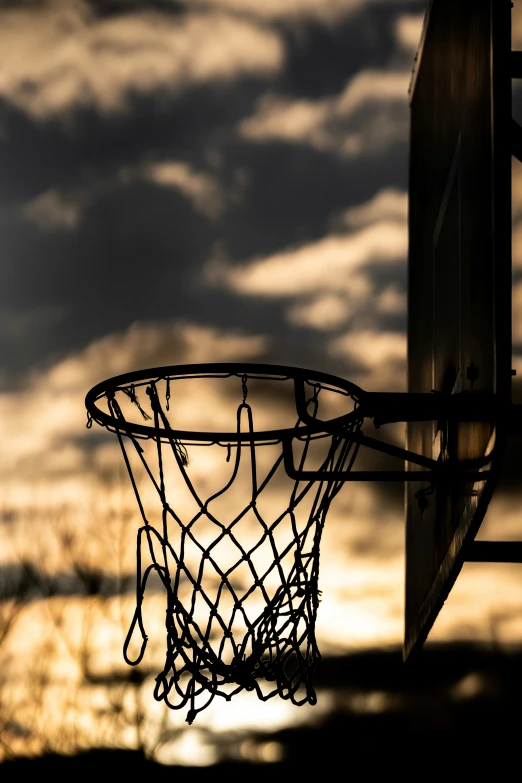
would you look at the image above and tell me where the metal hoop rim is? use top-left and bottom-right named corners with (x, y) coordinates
top-left (85, 362), bottom-right (365, 444)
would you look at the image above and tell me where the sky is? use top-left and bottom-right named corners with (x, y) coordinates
top-left (2, 0), bottom-right (522, 767)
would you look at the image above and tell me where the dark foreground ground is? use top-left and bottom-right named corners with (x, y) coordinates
top-left (2, 642), bottom-right (521, 777)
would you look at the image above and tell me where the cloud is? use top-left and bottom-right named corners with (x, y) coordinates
top-left (332, 329), bottom-right (405, 367)
top-left (375, 285), bottom-right (406, 316)
top-left (23, 189), bottom-right (83, 231)
top-left (240, 95), bottom-right (330, 147)
top-left (238, 70), bottom-right (410, 158)
top-left (212, 220), bottom-right (406, 297)
top-left (513, 162), bottom-right (522, 272)
top-left (0, 320), bottom-right (268, 477)
top-left (335, 188), bottom-right (408, 231)
top-left (513, 281), bottom-right (522, 347)
top-left (0, 1), bottom-right (283, 120)
top-left (513, 6), bottom-right (522, 50)
top-left (287, 293), bottom-right (355, 331)
top-left (514, 161), bottom-right (522, 222)
top-left (394, 13), bottom-right (424, 55)
top-left (514, 224), bottom-right (522, 273)
top-left (179, 0), bottom-right (421, 25)
top-left (329, 330), bottom-right (406, 391)
top-left (207, 186), bottom-right (408, 391)
top-left (207, 187), bottom-right (408, 372)
top-left (22, 158), bottom-right (227, 234)
top-left (140, 161), bottom-right (225, 219)
top-left (286, 281), bottom-right (405, 332)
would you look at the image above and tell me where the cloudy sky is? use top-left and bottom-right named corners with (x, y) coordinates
top-left (2, 0), bottom-right (522, 766)
top-left (0, 0), bottom-right (420, 389)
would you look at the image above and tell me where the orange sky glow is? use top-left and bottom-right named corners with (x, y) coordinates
top-left (2, 0), bottom-right (522, 768)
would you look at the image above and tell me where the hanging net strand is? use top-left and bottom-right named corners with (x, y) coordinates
top-left (94, 370), bottom-right (363, 724)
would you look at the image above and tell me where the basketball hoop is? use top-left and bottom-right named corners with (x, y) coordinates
top-left (85, 362), bottom-right (503, 721)
top-left (86, 363), bottom-right (367, 723)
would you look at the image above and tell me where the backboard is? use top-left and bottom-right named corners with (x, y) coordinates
top-left (405, 0), bottom-right (512, 659)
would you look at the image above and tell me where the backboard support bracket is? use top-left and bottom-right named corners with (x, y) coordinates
top-left (467, 542), bottom-right (522, 563)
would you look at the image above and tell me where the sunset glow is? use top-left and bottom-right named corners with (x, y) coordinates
top-left (1, 0), bottom-right (522, 769)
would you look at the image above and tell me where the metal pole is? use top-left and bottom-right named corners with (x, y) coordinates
top-left (467, 541), bottom-right (522, 563)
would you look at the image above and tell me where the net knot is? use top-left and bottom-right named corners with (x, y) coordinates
top-left (166, 377), bottom-right (171, 411)
top-left (121, 384), bottom-right (151, 420)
